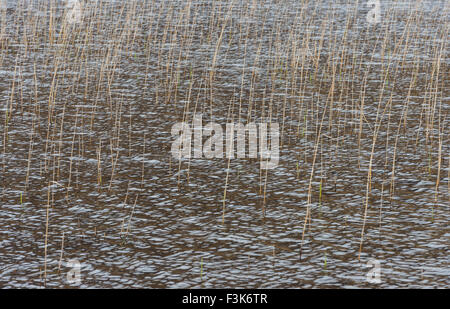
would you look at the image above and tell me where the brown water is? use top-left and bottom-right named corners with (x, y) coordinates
top-left (0, 0), bottom-right (448, 288)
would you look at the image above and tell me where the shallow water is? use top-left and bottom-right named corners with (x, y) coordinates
top-left (0, 0), bottom-right (448, 288)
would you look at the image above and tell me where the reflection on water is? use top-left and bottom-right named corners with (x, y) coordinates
top-left (0, 0), bottom-right (448, 288)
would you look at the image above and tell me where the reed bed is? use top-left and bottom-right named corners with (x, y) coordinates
top-left (0, 0), bottom-right (448, 287)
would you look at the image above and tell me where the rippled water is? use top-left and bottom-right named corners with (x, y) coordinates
top-left (0, 0), bottom-right (448, 288)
